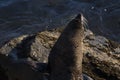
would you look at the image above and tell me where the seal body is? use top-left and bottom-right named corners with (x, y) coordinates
top-left (48, 14), bottom-right (86, 80)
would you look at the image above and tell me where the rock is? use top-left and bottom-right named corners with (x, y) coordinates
top-left (83, 35), bottom-right (120, 80)
top-left (0, 33), bottom-right (49, 62)
top-left (0, 52), bottom-right (47, 80)
top-left (83, 74), bottom-right (93, 80)
top-left (0, 65), bottom-right (8, 80)
top-left (4, 61), bottom-right (44, 80)
top-left (0, 34), bottom-right (48, 80)
top-left (0, 28), bottom-right (120, 80)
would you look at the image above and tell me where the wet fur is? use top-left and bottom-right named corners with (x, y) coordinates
top-left (48, 14), bottom-right (87, 80)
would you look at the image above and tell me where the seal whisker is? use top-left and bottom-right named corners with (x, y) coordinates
top-left (82, 16), bottom-right (88, 30)
top-left (83, 17), bottom-right (88, 23)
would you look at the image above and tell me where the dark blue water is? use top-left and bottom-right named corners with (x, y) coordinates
top-left (0, 0), bottom-right (18, 7)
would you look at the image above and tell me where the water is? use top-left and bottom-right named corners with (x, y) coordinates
top-left (0, 0), bottom-right (18, 7)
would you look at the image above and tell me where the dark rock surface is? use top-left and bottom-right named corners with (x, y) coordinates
top-left (83, 30), bottom-right (120, 80)
top-left (0, 28), bottom-right (119, 80)
top-left (0, 0), bottom-right (120, 47)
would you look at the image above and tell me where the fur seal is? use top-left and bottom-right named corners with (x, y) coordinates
top-left (48, 13), bottom-right (87, 80)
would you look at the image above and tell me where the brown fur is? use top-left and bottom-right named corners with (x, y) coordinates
top-left (48, 14), bottom-right (86, 80)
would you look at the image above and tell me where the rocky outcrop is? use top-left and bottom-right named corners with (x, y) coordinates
top-left (0, 33), bottom-right (50, 79)
top-left (0, 0), bottom-right (120, 47)
top-left (0, 28), bottom-right (119, 80)
top-left (83, 31), bottom-right (120, 80)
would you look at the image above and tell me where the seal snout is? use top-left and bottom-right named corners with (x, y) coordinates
top-left (75, 13), bottom-right (83, 20)
top-left (75, 13), bottom-right (88, 30)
